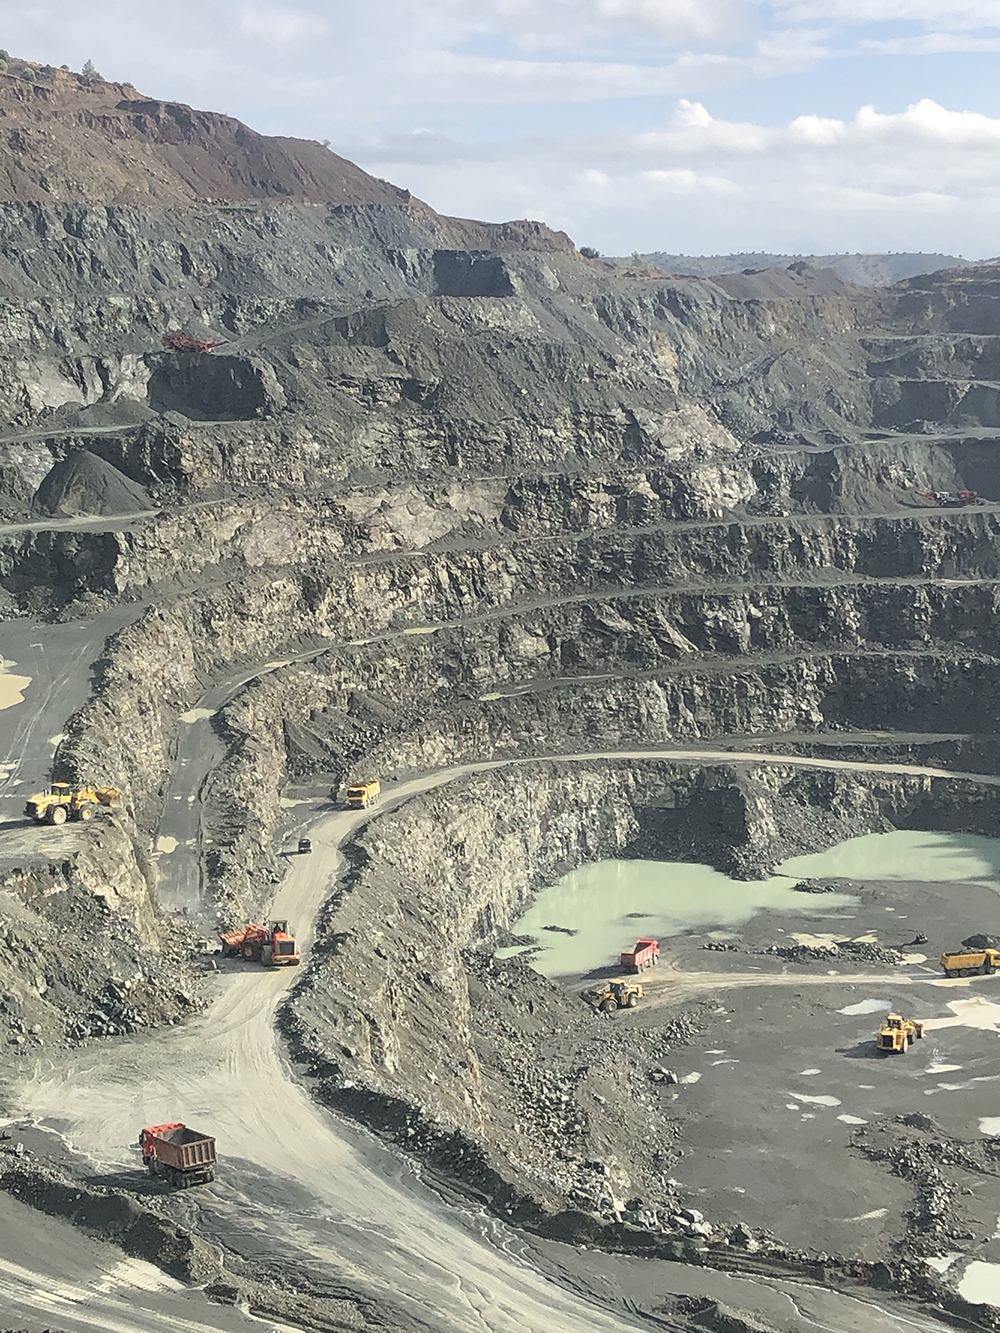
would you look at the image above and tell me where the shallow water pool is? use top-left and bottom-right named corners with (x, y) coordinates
top-left (501, 829), bottom-right (1000, 978)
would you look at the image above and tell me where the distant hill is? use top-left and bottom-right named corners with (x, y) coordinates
top-left (607, 251), bottom-right (973, 287)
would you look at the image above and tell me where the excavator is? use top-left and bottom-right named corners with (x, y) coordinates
top-left (219, 920), bottom-right (300, 966)
top-left (24, 782), bottom-right (120, 825)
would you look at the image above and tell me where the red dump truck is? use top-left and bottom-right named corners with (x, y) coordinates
top-left (620, 938), bottom-right (660, 973)
top-left (139, 1122), bottom-right (216, 1188)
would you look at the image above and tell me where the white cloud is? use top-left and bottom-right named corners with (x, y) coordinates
top-left (441, 0), bottom-right (755, 47)
top-left (775, 0), bottom-right (1000, 27)
top-left (860, 32), bottom-right (1000, 54)
top-left (238, 5), bottom-right (330, 45)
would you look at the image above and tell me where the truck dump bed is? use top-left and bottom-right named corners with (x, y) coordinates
top-left (156, 1126), bottom-right (216, 1170)
top-left (140, 1119), bottom-right (216, 1183)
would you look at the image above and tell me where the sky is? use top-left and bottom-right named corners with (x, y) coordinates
top-left (3, 0), bottom-right (1000, 256)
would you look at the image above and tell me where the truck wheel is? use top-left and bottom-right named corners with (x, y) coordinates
top-left (600, 999), bottom-right (617, 1013)
top-left (48, 805), bottom-right (68, 825)
top-left (916, 1026), bottom-right (924, 1038)
top-left (960, 968), bottom-right (973, 977)
top-left (77, 804), bottom-right (94, 821)
top-left (944, 969), bottom-right (956, 978)
top-left (627, 994), bottom-right (638, 1007)
top-left (242, 941), bottom-right (260, 962)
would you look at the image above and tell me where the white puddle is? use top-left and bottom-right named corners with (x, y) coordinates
top-left (155, 836), bottom-right (178, 854)
top-left (789, 1092), bottom-right (841, 1107)
top-left (0, 660), bottom-right (30, 711)
top-left (46, 733), bottom-right (65, 748)
top-left (925, 1063), bottom-right (963, 1075)
top-left (925, 1253), bottom-right (963, 1274)
top-left (848, 1207), bottom-right (886, 1220)
top-left (799, 1068), bottom-right (822, 1076)
top-left (178, 707), bottom-right (216, 724)
top-left (980, 1117), bottom-right (1000, 1135)
top-left (837, 1114), bottom-right (868, 1125)
top-left (921, 996), bottom-right (1000, 1034)
top-left (838, 999), bottom-right (891, 1016)
top-left (679, 1072), bottom-right (701, 1085)
top-left (959, 1260), bottom-right (1000, 1305)
top-left (786, 1103), bottom-right (800, 1110)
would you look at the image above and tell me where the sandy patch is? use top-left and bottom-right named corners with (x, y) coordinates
top-left (792, 932), bottom-right (840, 948)
top-left (0, 661), bottom-right (30, 711)
top-left (178, 707), bottom-right (216, 724)
top-left (925, 1253), bottom-right (962, 1274)
top-left (92, 1257), bottom-right (185, 1294)
top-left (155, 836), bottom-right (178, 854)
top-left (46, 733), bottom-right (65, 748)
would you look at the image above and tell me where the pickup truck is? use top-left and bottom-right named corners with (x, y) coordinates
top-left (620, 938), bottom-right (660, 973)
top-left (139, 1122), bottom-right (216, 1188)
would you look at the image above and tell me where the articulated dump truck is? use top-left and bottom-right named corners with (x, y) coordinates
top-left (139, 1122), bottom-right (216, 1188)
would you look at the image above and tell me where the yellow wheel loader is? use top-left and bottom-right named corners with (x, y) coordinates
top-left (592, 979), bottom-right (643, 1013)
top-left (24, 783), bottom-right (120, 826)
top-left (877, 1013), bottom-right (924, 1055)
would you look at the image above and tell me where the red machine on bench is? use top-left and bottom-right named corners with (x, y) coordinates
top-left (620, 938), bottom-right (660, 973)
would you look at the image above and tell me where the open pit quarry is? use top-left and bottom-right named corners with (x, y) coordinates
top-left (5, 54), bottom-right (1000, 1333)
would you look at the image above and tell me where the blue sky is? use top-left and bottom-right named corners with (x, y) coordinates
top-left (5, 0), bottom-right (1000, 256)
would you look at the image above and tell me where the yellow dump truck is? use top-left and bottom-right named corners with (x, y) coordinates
top-left (877, 1013), bottom-right (924, 1055)
top-left (345, 780), bottom-right (380, 810)
top-left (24, 783), bottom-right (120, 826)
top-left (940, 948), bottom-right (1000, 977)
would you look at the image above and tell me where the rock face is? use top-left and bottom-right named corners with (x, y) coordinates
top-left (5, 63), bottom-right (1000, 1273)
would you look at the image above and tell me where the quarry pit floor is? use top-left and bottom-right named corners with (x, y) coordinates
top-left (562, 867), bottom-right (1000, 1264)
